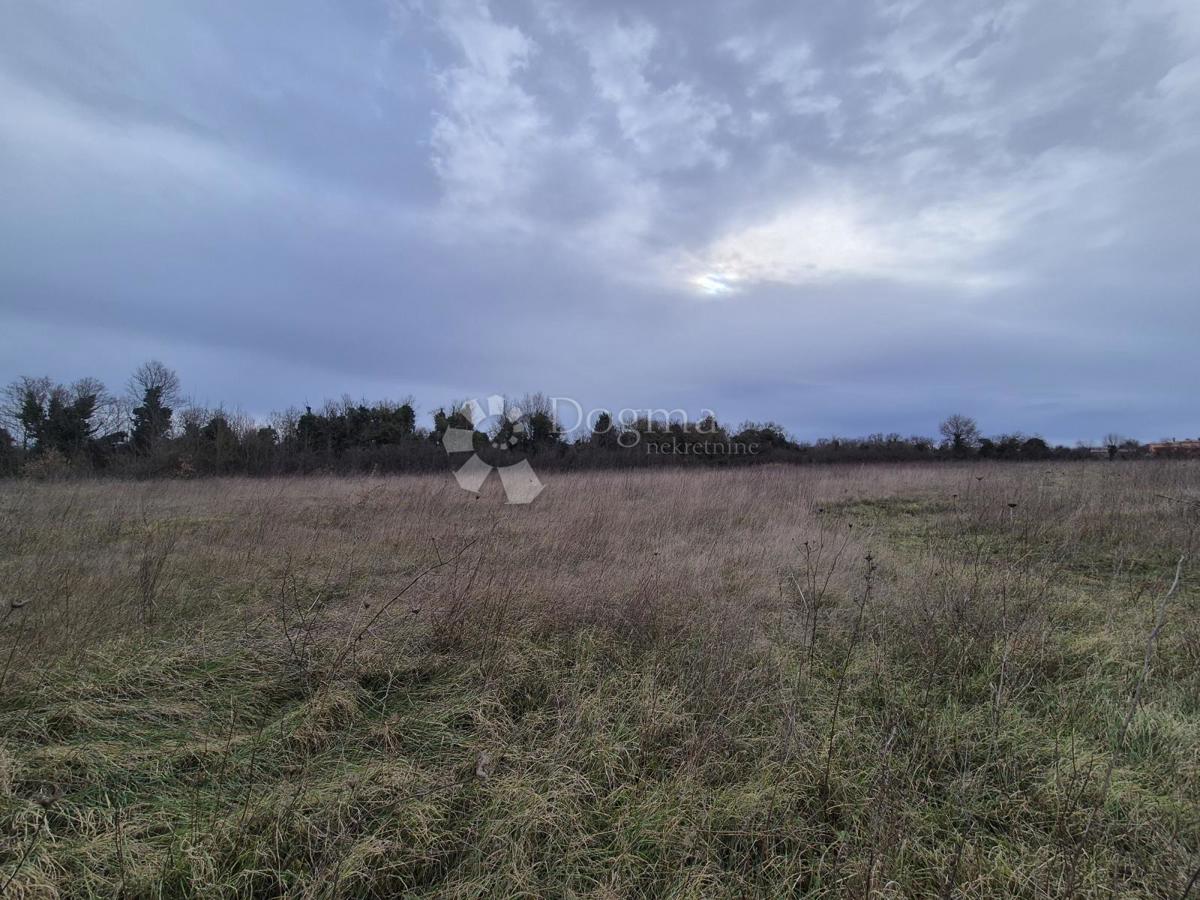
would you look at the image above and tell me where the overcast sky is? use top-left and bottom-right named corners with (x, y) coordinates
top-left (1, 0), bottom-right (1197, 443)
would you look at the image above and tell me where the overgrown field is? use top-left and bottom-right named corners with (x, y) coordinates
top-left (1, 463), bottom-right (1197, 898)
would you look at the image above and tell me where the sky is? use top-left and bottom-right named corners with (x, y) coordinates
top-left (1, 0), bottom-right (1197, 444)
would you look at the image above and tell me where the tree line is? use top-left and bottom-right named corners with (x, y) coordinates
top-left (0, 361), bottom-right (1152, 479)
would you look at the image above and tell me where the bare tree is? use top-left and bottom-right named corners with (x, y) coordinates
top-left (1102, 432), bottom-right (1129, 460)
top-left (939, 414), bottom-right (981, 456)
top-left (127, 360), bottom-right (182, 408)
top-left (177, 403), bottom-right (210, 437)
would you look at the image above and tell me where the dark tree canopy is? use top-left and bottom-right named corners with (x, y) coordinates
top-left (130, 385), bottom-right (173, 453)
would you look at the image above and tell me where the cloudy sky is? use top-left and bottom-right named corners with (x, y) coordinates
top-left (1, 0), bottom-right (1197, 443)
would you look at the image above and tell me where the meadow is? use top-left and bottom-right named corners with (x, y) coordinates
top-left (0, 463), bottom-right (1197, 898)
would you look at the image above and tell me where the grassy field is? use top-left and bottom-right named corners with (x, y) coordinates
top-left (1, 463), bottom-right (1197, 898)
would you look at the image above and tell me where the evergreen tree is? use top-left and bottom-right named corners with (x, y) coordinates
top-left (130, 385), bottom-right (173, 453)
top-left (18, 388), bottom-right (46, 451)
top-left (42, 387), bottom-right (98, 457)
top-left (0, 426), bottom-right (16, 475)
top-left (592, 411), bottom-right (613, 448)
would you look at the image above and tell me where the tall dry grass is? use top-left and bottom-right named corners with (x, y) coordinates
top-left (0, 462), bottom-right (1197, 897)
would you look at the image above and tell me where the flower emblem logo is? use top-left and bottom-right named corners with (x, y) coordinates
top-left (441, 395), bottom-right (545, 504)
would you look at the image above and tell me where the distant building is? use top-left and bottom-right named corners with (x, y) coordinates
top-left (1146, 440), bottom-right (1200, 458)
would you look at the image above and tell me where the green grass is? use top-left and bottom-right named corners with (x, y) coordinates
top-left (4, 632), bottom-right (1195, 896)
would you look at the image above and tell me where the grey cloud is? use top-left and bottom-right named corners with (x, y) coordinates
top-left (0, 0), bottom-right (1196, 444)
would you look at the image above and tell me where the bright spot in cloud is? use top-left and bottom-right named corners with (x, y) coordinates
top-left (701, 200), bottom-right (897, 286)
top-left (690, 272), bottom-right (736, 295)
top-left (685, 191), bottom-right (1023, 293)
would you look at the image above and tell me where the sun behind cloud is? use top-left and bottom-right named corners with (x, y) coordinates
top-left (689, 272), bottom-right (737, 296)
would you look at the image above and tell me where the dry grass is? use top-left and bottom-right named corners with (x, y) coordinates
top-left (0, 463), bottom-right (1197, 897)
